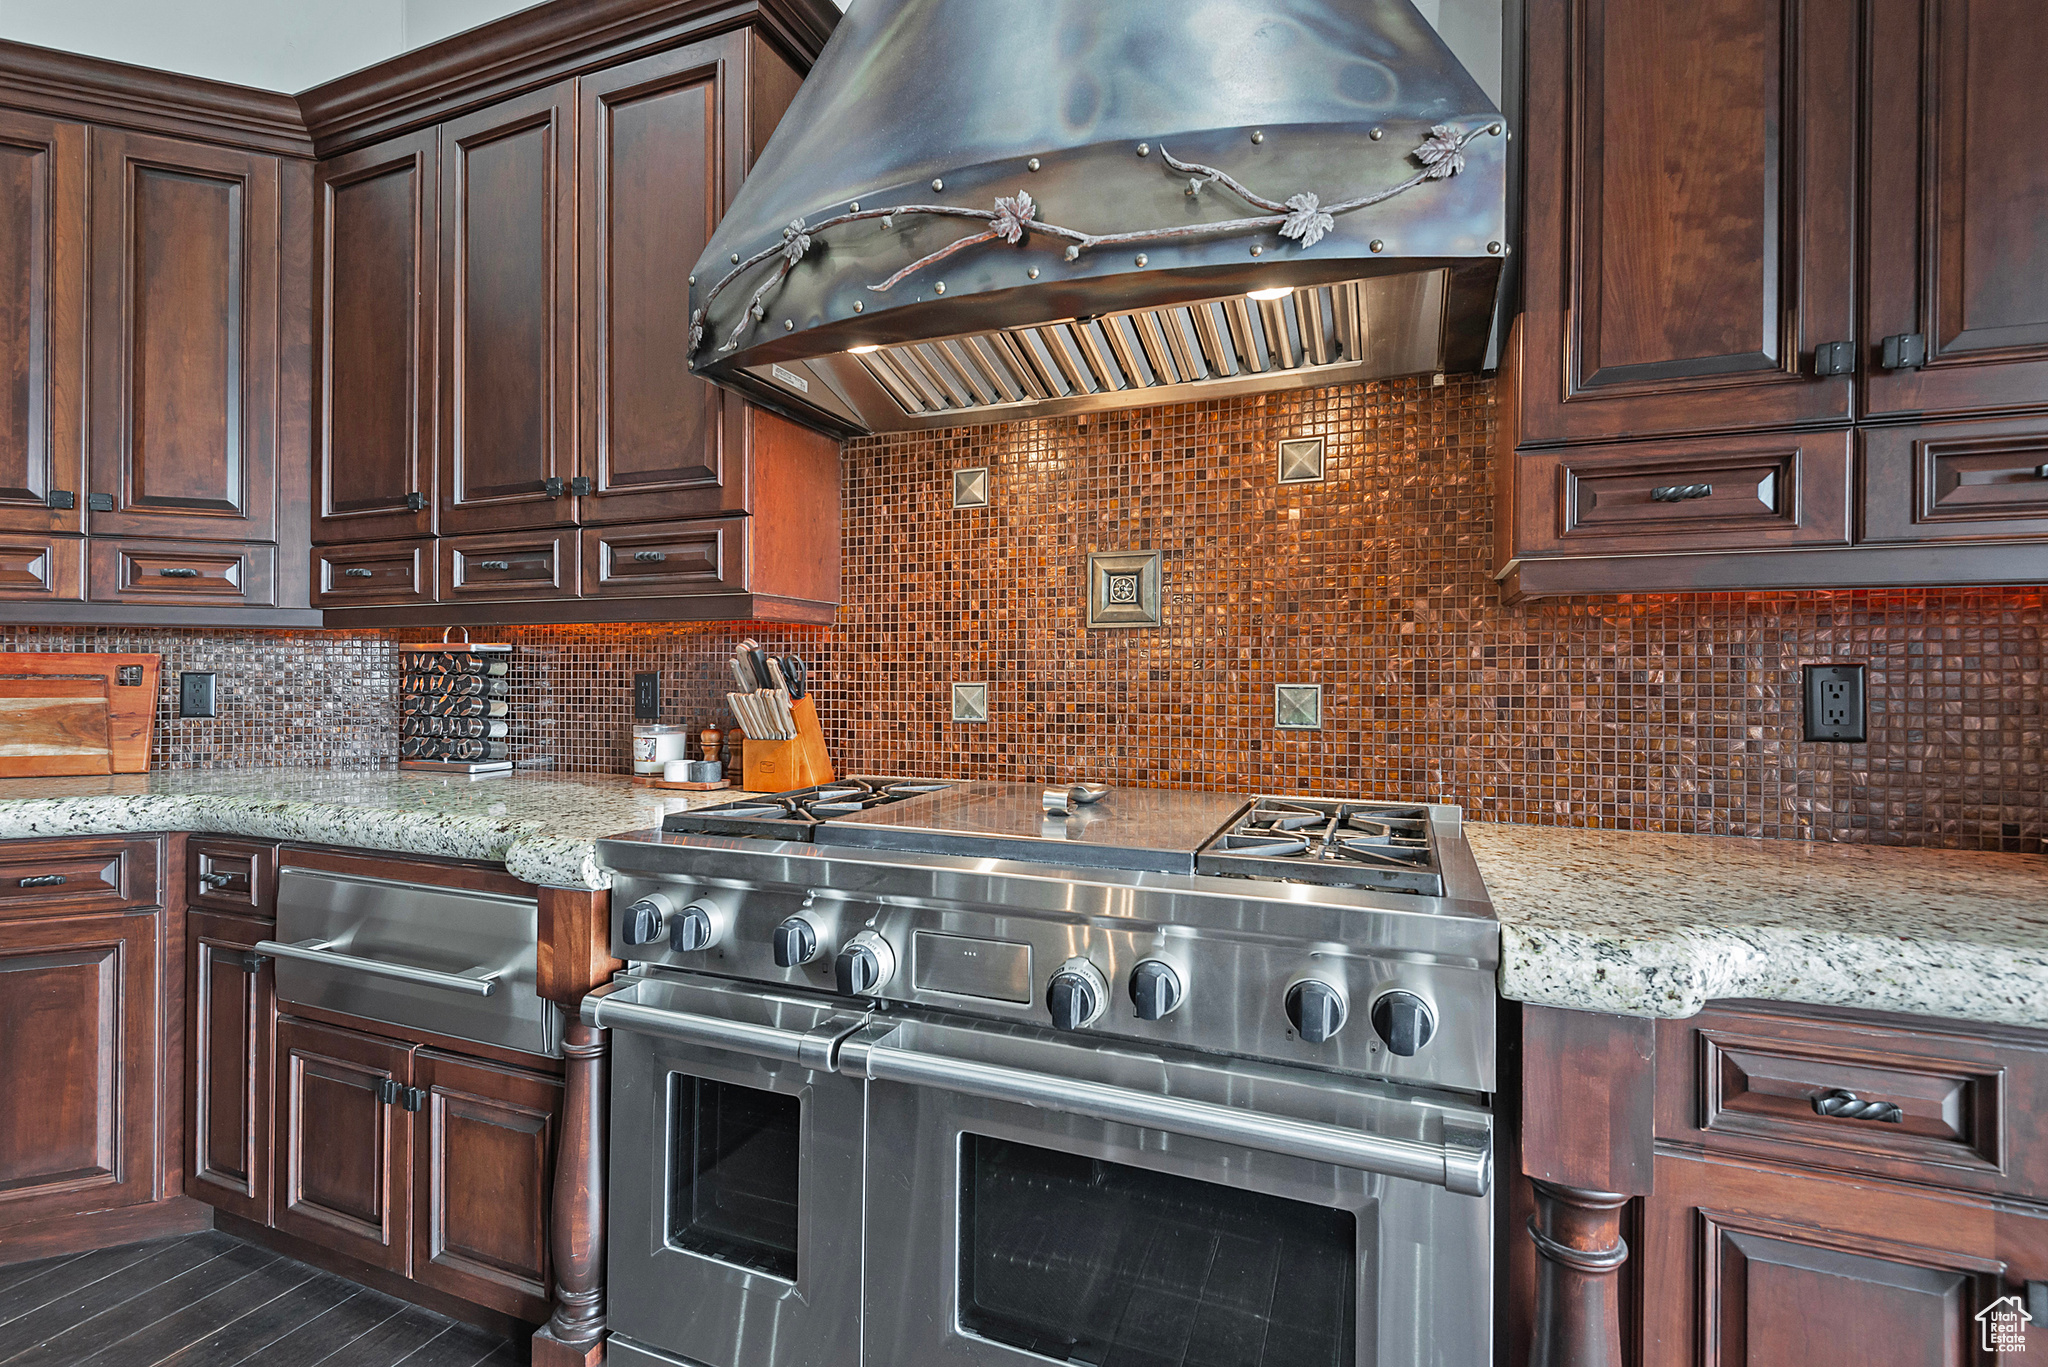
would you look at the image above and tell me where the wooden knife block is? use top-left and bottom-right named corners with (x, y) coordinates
top-left (742, 696), bottom-right (835, 792)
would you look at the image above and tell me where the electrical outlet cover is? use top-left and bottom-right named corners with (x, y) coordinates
top-left (178, 671), bottom-right (217, 719)
top-left (633, 672), bottom-right (661, 721)
top-left (1802, 663), bottom-right (1866, 742)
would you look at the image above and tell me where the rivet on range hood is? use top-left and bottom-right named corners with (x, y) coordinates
top-left (687, 0), bottom-right (1509, 437)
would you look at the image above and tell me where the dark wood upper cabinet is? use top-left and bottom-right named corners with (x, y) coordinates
top-left (316, 128), bottom-right (437, 544)
top-left (0, 110), bottom-right (86, 536)
top-left (186, 910), bottom-right (273, 1225)
top-left (1518, 0), bottom-right (1859, 445)
top-left (438, 82), bottom-right (576, 537)
top-left (0, 911), bottom-right (161, 1227)
top-left (576, 32), bottom-right (800, 526)
top-left (273, 1015), bottom-right (414, 1275)
top-left (87, 128), bottom-right (280, 543)
top-left (1863, 0), bottom-right (2048, 420)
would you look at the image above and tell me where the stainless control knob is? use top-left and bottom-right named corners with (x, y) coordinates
top-left (1129, 960), bottom-right (1184, 1021)
top-left (621, 893), bottom-right (674, 946)
top-left (1285, 979), bottom-right (1348, 1044)
top-left (834, 930), bottom-right (896, 997)
top-left (669, 897), bottom-right (727, 953)
top-left (773, 916), bottom-right (820, 968)
top-left (1047, 957), bottom-right (1109, 1031)
top-left (1370, 990), bottom-right (1437, 1056)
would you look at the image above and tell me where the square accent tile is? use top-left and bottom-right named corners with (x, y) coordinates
top-left (1277, 437), bottom-right (1325, 484)
top-left (952, 682), bottom-right (989, 723)
top-left (953, 467), bottom-right (990, 508)
top-left (1086, 551), bottom-right (1162, 629)
top-left (1275, 683), bottom-right (1322, 730)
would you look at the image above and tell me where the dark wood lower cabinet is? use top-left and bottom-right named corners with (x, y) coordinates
top-left (273, 1015), bottom-right (414, 1274)
top-left (0, 911), bottom-right (161, 1227)
top-left (185, 911), bottom-right (274, 1223)
top-left (412, 1049), bottom-right (561, 1321)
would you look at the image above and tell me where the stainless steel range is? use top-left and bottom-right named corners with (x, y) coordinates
top-left (589, 780), bottom-right (1499, 1367)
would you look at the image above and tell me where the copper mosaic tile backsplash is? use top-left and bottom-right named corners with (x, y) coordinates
top-left (0, 373), bottom-right (2037, 849)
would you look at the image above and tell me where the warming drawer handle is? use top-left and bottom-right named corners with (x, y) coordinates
top-left (581, 985), bottom-right (846, 1071)
top-left (846, 1039), bottom-right (1492, 1197)
top-left (254, 937), bottom-right (500, 997)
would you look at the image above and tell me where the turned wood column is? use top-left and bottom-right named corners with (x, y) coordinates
top-left (533, 886), bottom-right (620, 1367)
top-left (1517, 1005), bottom-right (1658, 1367)
top-left (1528, 1182), bottom-right (1630, 1367)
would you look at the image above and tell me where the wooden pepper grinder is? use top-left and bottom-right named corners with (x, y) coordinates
top-left (700, 725), bottom-right (722, 763)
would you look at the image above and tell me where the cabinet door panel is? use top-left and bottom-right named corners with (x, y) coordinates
top-left (87, 538), bottom-right (275, 607)
top-left (439, 83), bottom-right (576, 535)
top-left (1865, 0), bottom-right (2048, 417)
top-left (273, 1017), bottom-right (412, 1274)
top-left (87, 130), bottom-right (279, 542)
top-left (411, 1049), bottom-right (559, 1320)
top-left (0, 913), bottom-right (158, 1224)
top-left (317, 129), bottom-right (437, 543)
top-left (1519, 0), bottom-right (1858, 442)
top-left (313, 539), bottom-right (436, 607)
top-left (578, 34), bottom-right (749, 524)
top-left (1863, 414), bottom-right (2048, 544)
top-left (185, 912), bottom-right (272, 1223)
top-left (0, 110), bottom-right (85, 535)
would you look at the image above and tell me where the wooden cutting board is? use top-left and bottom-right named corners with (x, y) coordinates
top-left (0, 678), bottom-right (113, 776)
top-left (0, 653), bottom-right (160, 774)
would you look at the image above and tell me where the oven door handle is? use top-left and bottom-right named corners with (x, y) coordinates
top-left (254, 937), bottom-right (500, 997)
top-left (582, 983), bottom-right (848, 1072)
top-left (846, 1039), bottom-right (1492, 1197)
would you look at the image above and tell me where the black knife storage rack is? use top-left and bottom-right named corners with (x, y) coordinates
top-left (399, 637), bottom-right (513, 774)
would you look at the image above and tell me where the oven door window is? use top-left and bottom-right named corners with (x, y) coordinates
top-left (668, 1074), bottom-right (801, 1281)
top-left (958, 1134), bottom-right (1356, 1366)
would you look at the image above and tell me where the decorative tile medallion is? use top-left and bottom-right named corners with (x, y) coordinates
top-left (1277, 436), bottom-right (1326, 484)
top-left (1085, 550), bottom-right (1163, 629)
top-left (953, 467), bottom-right (990, 508)
top-left (952, 682), bottom-right (989, 723)
top-left (1274, 683), bottom-right (1323, 730)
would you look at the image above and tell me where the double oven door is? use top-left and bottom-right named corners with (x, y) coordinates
top-left (589, 974), bottom-right (1494, 1367)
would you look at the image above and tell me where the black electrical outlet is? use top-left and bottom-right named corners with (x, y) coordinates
top-left (633, 671), bottom-right (661, 721)
top-left (178, 672), bottom-right (217, 719)
top-left (1802, 663), bottom-right (1865, 742)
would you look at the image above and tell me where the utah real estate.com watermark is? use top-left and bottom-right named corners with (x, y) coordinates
top-left (1979, 1295), bottom-right (2033, 1354)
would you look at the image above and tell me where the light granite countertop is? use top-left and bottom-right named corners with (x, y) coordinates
top-left (1468, 823), bottom-right (2048, 1029)
top-left (0, 769), bottom-right (737, 890)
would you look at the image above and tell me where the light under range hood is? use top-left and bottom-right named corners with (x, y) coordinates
top-left (687, 0), bottom-right (1508, 437)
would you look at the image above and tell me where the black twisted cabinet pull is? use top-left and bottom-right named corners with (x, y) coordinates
top-left (633, 550), bottom-right (668, 562)
top-left (1650, 484), bottom-right (1714, 503)
top-left (342, 567), bottom-right (374, 578)
top-left (1812, 1088), bottom-right (1904, 1123)
top-left (200, 871), bottom-right (235, 887)
top-left (157, 566), bottom-right (201, 578)
top-left (17, 874), bottom-right (66, 887)
top-left (476, 560), bottom-right (512, 571)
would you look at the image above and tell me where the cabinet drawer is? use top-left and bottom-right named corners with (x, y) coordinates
top-left (1861, 415), bottom-right (2048, 543)
top-left (0, 537), bottom-right (83, 601)
top-left (1514, 431), bottom-right (1852, 557)
top-left (440, 530), bottom-right (578, 601)
top-left (314, 540), bottom-right (436, 607)
top-left (1658, 1004), bottom-right (2048, 1198)
top-left (582, 517), bottom-right (747, 598)
top-left (188, 838), bottom-right (277, 917)
top-left (0, 836), bottom-right (160, 917)
top-left (89, 539), bottom-right (277, 607)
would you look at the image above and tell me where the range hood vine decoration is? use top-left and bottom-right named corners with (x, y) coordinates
top-left (691, 122), bottom-right (1494, 359)
top-left (688, 0), bottom-right (1509, 437)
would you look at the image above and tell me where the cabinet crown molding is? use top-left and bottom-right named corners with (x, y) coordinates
top-left (0, 39), bottom-right (313, 158)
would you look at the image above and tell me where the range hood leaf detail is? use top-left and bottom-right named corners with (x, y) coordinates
top-left (689, 0), bottom-right (1508, 437)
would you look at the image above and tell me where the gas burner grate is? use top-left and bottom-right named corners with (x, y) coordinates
top-left (1196, 798), bottom-right (1444, 895)
top-left (662, 777), bottom-right (955, 841)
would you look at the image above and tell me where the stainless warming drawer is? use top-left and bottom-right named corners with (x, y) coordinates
top-left (263, 867), bottom-right (560, 1057)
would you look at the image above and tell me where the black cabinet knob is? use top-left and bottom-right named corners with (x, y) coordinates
top-left (1369, 990), bottom-right (1437, 1056)
top-left (1285, 979), bottom-right (1347, 1044)
top-left (1129, 960), bottom-right (1184, 1021)
top-left (773, 916), bottom-right (819, 968)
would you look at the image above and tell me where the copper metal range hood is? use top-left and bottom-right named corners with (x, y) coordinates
top-left (686, 0), bottom-right (1507, 437)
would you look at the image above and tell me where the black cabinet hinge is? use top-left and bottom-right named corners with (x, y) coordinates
top-left (1880, 332), bottom-right (1927, 370)
top-left (87, 493), bottom-right (114, 512)
top-left (544, 477), bottom-right (566, 498)
top-left (377, 1078), bottom-right (402, 1106)
top-left (1812, 341), bottom-right (1854, 377)
top-left (401, 1086), bottom-right (426, 1112)
top-left (570, 476), bottom-right (593, 497)
top-left (405, 491), bottom-right (426, 513)
top-left (46, 490), bottom-right (75, 510)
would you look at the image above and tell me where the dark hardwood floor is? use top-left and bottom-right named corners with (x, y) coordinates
top-left (0, 1231), bottom-right (515, 1367)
